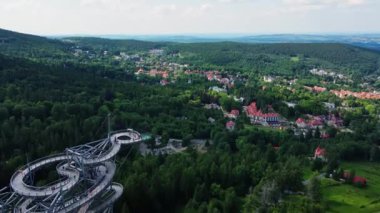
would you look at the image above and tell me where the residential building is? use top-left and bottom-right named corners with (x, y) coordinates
top-left (296, 118), bottom-right (307, 128)
top-left (226, 109), bottom-right (240, 119)
top-left (244, 102), bottom-right (280, 125)
top-left (226, 121), bottom-right (236, 131)
top-left (264, 76), bottom-right (275, 83)
top-left (314, 146), bottom-right (327, 161)
top-left (209, 86), bottom-right (227, 93)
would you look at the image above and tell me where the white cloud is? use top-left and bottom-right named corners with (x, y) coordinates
top-left (282, 0), bottom-right (367, 9)
top-left (153, 4), bottom-right (178, 16)
top-left (346, 0), bottom-right (366, 6)
top-left (0, 0), bottom-right (379, 34)
top-left (200, 3), bottom-right (213, 11)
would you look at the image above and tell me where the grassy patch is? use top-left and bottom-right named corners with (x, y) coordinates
top-left (303, 166), bottom-right (318, 180)
top-left (322, 162), bottom-right (380, 213)
top-left (291, 56), bottom-right (300, 62)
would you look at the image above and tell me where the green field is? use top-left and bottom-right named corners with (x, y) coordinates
top-left (322, 162), bottom-right (380, 213)
top-left (290, 56), bottom-right (300, 62)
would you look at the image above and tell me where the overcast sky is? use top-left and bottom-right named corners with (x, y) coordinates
top-left (0, 0), bottom-right (379, 35)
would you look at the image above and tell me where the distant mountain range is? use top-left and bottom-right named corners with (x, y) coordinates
top-left (1, 28), bottom-right (378, 51)
top-left (1, 28), bottom-right (380, 77)
top-left (49, 34), bottom-right (380, 51)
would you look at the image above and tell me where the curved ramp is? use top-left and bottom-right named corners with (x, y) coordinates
top-left (87, 183), bottom-right (124, 213)
top-left (4, 129), bottom-right (146, 212)
top-left (10, 155), bottom-right (80, 197)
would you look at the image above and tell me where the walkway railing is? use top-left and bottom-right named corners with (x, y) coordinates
top-left (5, 129), bottom-right (144, 212)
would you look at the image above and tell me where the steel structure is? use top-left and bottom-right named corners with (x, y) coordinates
top-left (0, 129), bottom-right (145, 213)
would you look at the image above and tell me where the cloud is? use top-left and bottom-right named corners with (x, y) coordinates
top-left (0, 0), bottom-right (379, 34)
top-left (153, 4), bottom-right (178, 16)
top-left (346, 0), bottom-right (366, 5)
top-left (200, 3), bottom-right (213, 11)
top-left (203, 0), bottom-right (250, 3)
top-left (0, 0), bottom-right (42, 11)
top-left (282, 0), bottom-right (367, 9)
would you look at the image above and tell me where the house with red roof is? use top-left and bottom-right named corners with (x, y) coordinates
top-left (327, 114), bottom-right (343, 128)
top-left (162, 71), bottom-right (169, 79)
top-left (304, 86), bottom-right (327, 93)
top-left (149, 69), bottom-right (158, 77)
top-left (343, 171), bottom-right (367, 187)
top-left (314, 146), bottom-right (327, 161)
top-left (244, 102), bottom-right (280, 126)
top-left (226, 109), bottom-right (240, 119)
top-left (353, 176), bottom-right (367, 187)
top-left (226, 121), bottom-right (236, 131)
top-left (207, 73), bottom-right (214, 81)
top-left (308, 116), bottom-right (324, 129)
top-left (313, 86), bottom-right (327, 93)
top-left (296, 118), bottom-right (307, 128)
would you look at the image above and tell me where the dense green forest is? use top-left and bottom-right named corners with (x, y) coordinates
top-left (1, 29), bottom-right (380, 212)
top-left (2, 28), bottom-right (380, 77)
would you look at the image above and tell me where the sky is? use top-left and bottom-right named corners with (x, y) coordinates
top-left (0, 0), bottom-right (379, 35)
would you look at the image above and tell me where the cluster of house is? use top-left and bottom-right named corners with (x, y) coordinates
top-left (135, 68), bottom-right (172, 86)
top-left (204, 71), bottom-right (237, 88)
top-left (244, 102), bottom-right (281, 127)
top-left (190, 70), bottom-right (246, 89)
top-left (295, 114), bottom-right (343, 138)
top-left (331, 89), bottom-right (380, 100)
top-left (151, 62), bottom-right (189, 72)
top-left (296, 114), bottom-right (343, 128)
top-left (203, 103), bottom-right (240, 131)
top-left (220, 101), bottom-right (284, 130)
top-left (149, 49), bottom-right (164, 56)
top-left (309, 68), bottom-right (347, 80)
top-left (303, 84), bottom-right (380, 100)
top-left (135, 66), bottom-right (245, 89)
top-left (313, 146), bottom-right (367, 187)
top-left (71, 47), bottom-right (98, 59)
top-left (225, 109), bottom-right (240, 131)
top-left (304, 85), bottom-right (327, 93)
top-left (135, 68), bottom-right (169, 79)
top-left (117, 52), bottom-right (141, 61)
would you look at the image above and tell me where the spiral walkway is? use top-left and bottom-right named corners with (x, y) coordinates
top-left (0, 129), bottom-right (146, 213)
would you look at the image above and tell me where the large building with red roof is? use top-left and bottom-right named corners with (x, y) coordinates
top-left (244, 102), bottom-right (280, 125)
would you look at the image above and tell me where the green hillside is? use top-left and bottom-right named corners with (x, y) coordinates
top-left (0, 28), bottom-right (69, 60)
top-left (168, 42), bottom-right (380, 76)
top-left (1, 28), bottom-right (380, 77)
top-left (66, 37), bottom-right (168, 52)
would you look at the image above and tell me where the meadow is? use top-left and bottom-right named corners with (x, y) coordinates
top-left (322, 162), bottom-right (380, 212)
